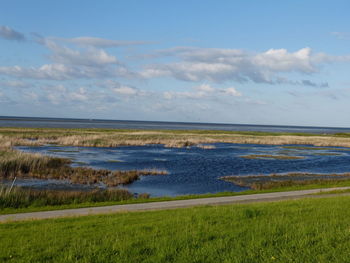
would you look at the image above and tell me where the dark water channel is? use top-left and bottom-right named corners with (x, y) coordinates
top-left (14, 143), bottom-right (350, 196)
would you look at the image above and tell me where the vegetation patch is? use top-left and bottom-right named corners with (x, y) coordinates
top-left (282, 146), bottom-right (346, 151)
top-left (0, 186), bottom-right (134, 209)
top-left (0, 147), bottom-right (168, 187)
top-left (240, 154), bottom-right (304, 160)
top-left (313, 152), bottom-right (343, 156)
top-left (222, 172), bottom-right (350, 190)
top-left (48, 149), bottom-right (81, 153)
top-left (73, 161), bottom-right (87, 165)
top-left (196, 144), bottom-right (216, 149)
top-left (2, 127), bottom-right (350, 148)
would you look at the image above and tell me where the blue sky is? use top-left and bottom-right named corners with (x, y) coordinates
top-left (1, 0), bottom-right (350, 126)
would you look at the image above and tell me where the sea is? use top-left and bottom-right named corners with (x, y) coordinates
top-left (0, 116), bottom-right (350, 134)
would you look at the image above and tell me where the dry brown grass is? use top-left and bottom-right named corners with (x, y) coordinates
top-left (1, 127), bottom-right (350, 148)
top-left (0, 147), bottom-right (168, 186)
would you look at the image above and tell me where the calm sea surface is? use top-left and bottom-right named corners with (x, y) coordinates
top-left (1, 116), bottom-right (350, 133)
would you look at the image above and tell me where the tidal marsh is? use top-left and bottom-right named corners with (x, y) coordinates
top-left (3, 127), bottom-right (350, 148)
top-left (3, 127), bottom-right (350, 201)
top-left (14, 141), bottom-right (350, 196)
top-left (0, 147), bottom-right (168, 187)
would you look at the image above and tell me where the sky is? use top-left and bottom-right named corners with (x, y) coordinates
top-left (0, 0), bottom-right (350, 127)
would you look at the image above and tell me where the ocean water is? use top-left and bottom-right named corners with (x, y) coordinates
top-left (15, 143), bottom-right (350, 196)
top-left (1, 116), bottom-right (350, 133)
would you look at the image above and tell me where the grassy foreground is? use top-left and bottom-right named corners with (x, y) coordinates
top-left (2, 196), bottom-right (350, 262)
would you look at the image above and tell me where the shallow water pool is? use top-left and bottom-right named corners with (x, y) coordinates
top-left (15, 143), bottom-right (350, 196)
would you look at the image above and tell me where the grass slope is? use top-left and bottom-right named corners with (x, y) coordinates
top-left (1, 196), bottom-right (350, 262)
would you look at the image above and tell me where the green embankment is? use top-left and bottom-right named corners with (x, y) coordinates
top-left (1, 196), bottom-right (350, 262)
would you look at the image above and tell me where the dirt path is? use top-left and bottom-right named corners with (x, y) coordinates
top-left (1, 187), bottom-right (350, 223)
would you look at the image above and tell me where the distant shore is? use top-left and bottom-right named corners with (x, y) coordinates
top-left (2, 127), bottom-right (350, 148)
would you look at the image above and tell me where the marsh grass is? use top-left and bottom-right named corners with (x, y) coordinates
top-left (3, 127), bottom-right (350, 148)
top-left (0, 185), bottom-right (134, 209)
top-left (0, 147), bottom-right (168, 186)
top-left (240, 154), bottom-right (304, 160)
top-left (196, 144), bottom-right (216, 149)
top-left (0, 147), bottom-right (70, 177)
top-left (313, 152), bottom-right (342, 156)
top-left (222, 172), bottom-right (350, 190)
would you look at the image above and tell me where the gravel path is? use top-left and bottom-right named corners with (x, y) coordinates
top-left (1, 187), bottom-right (350, 223)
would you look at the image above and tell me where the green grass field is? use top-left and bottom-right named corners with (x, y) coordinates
top-left (1, 195), bottom-right (350, 262)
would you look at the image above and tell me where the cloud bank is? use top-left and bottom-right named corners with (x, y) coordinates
top-left (141, 47), bottom-right (341, 85)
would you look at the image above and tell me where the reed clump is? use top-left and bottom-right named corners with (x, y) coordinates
top-left (0, 147), bottom-right (168, 186)
top-left (249, 179), bottom-right (350, 190)
top-left (0, 186), bottom-right (135, 209)
top-left (222, 172), bottom-right (350, 190)
top-left (241, 154), bottom-right (304, 160)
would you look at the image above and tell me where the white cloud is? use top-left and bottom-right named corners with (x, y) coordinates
top-left (163, 84), bottom-right (242, 100)
top-left (0, 80), bottom-right (29, 88)
top-left (253, 48), bottom-right (316, 73)
top-left (103, 80), bottom-right (145, 97)
top-left (43, 39), bottom-right (118, 66)
top-left (0, 63), bottom-right (135, 80)
top-left (0, 64), bottom-right (80, 80)
top-left (141, 47), bottom-right (348, 84)
top-left (69, 87), bottom-right (89, 101)
top-left (0, 26), bottom-right (25, 41)
top-left (112, 85), bottom-right (138, 96)
top-left (195, 84), bottom-right (215, 92)
top-left (0, 37), bottom-right (140, 80)
top-left (43, 85), bottom-right (99, 105)
top-left (221, 87), bottom-right (242, 97)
